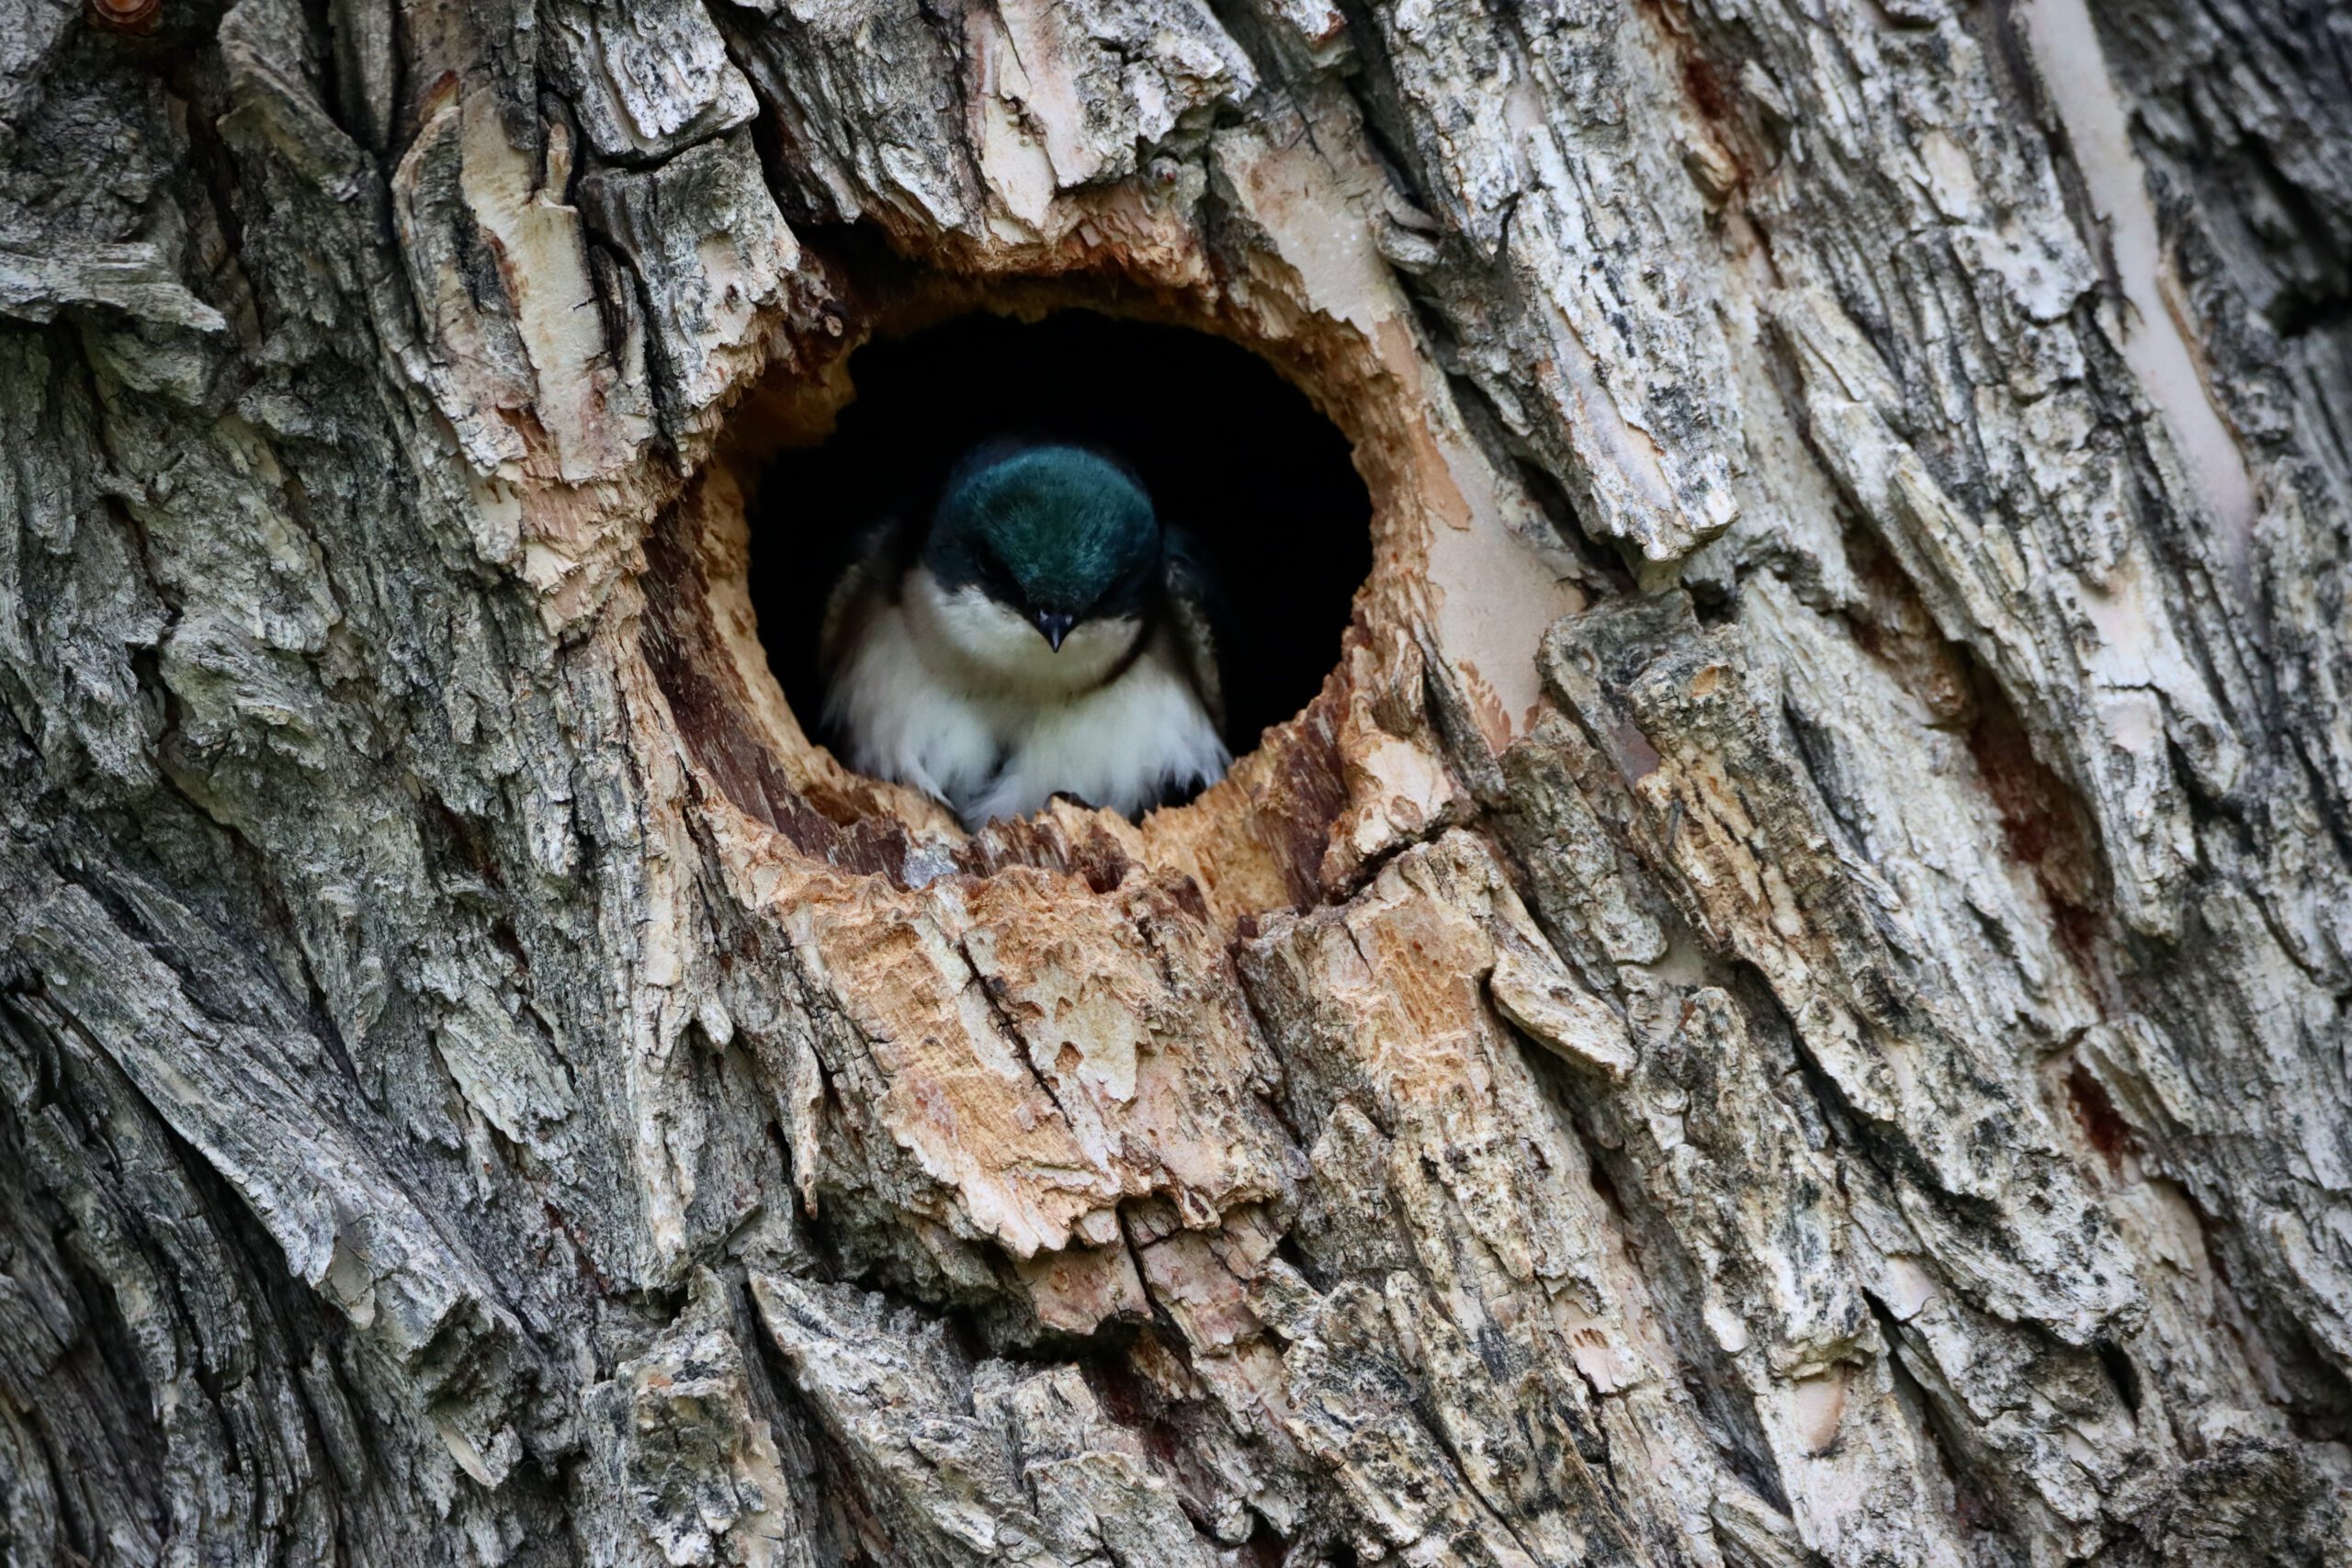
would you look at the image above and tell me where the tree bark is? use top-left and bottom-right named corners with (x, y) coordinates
top-left (2, 0), bottom-right (2348, 1562)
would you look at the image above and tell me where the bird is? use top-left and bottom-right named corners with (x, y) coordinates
top-left (819, 441), bottom-right (1230, 831)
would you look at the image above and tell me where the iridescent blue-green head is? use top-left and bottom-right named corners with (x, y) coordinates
top-left (922, 445), bottom-right (1161, 653)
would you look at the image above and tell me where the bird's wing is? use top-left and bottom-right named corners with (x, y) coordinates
top-left (1160, 528), bottom-right (1227, 734)
top-left (819, 513), bottom-right (918, 682)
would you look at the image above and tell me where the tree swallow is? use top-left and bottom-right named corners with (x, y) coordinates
top-left (820, 442), bottom-right (1230, 829)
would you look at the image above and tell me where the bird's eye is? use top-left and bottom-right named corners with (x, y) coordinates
top-left (1087, 560), bottom-right (1151, 618)
top-left (971, 543), bottom-right (1023, 604)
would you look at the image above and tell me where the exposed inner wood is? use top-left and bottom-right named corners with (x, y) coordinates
top-left (649, 270), bottom-right (1528, 932)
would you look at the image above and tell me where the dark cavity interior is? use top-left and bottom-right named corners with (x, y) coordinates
top-left (744, 310), bottom-right (1374, 781)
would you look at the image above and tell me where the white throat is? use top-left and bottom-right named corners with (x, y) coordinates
top-left (902, 565), bottom-right (1139, 696)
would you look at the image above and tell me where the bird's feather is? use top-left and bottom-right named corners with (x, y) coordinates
top-left (819, 447), bottom-right (1231, 829)
top-left (1160, 526), bottom-right (1227, 734)
top-left (822, 585), bottom-right (1226, 828)
top-left (818, 513), bottom-right (917, 678)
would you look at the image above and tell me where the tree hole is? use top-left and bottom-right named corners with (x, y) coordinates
top-left (741, 310), bottom-right (1373, 822)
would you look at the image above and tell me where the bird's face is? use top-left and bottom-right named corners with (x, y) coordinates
top-left (916, 446), bottom-right (1161, 693)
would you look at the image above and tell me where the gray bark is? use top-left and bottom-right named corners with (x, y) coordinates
top-left (1, 0), bottom-right (2347, 1563)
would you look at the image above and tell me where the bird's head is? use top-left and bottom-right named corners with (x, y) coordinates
top-left (913, 445), bottom-right (1162, 689)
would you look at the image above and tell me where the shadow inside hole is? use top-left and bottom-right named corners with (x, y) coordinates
top-left (744, 310), bottom-right (1374, 787)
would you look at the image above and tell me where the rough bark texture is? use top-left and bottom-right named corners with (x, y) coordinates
top-left (1, 0), bottom-right (2347, 1563)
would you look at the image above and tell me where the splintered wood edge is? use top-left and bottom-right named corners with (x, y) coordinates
top-left (627, 189), bottom-right (1577, 931)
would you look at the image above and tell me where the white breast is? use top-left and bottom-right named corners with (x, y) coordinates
top-left (825, 570), bottom-right (1229, 829)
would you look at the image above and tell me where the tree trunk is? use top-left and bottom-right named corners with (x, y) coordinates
top-left (3, 0), bottom-right (2348, 1562)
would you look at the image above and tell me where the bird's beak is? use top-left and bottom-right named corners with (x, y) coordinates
top-left (1032, 609), bottom-right (1076, 651)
